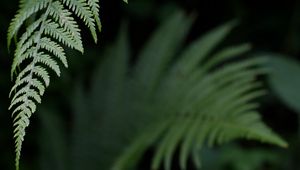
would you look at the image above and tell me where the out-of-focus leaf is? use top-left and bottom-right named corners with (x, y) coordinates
top-left (267, 54), bottom-right (300, 113)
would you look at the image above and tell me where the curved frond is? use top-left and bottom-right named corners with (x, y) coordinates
top-left (66, 13), bottom-right (286, 170)
top-left (6, 0), bottom-right (125, 169)
top-left (86, 12), bottom-right (286, 170)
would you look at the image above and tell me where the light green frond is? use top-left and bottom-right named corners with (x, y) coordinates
top-left (12, 46), bottom-right (36, 77)
top-left (32, 66), bottom-right (51, 86)
top-left (15, 65), bottom-right (34, 84)
top-left (26, 89), bottom-right (42, 103)
top-left (13, 109), bottom-right (31, 126)
top-left (87, 0), bottom-right (102, 31)
top-left (39, 37), bottom-right (68, 67)
top-left (13, 108), bottom-right (31, 170)
top-left (36, 53), bottom-right (61, 76)
top-left (8, 0), bottom-right (49, 47)
top-left (17, 18), bottom-right (43, 48)
top-left (12, 100), bottom-right (36, 117)
top-left (61, 0), bottom-right (97, 42)
top-left (7, 0), bottom-right (109, 169)
top-left (19, 88), bottom-right (41, 103)
top-left (9, 87), bottom-right (28, 109)
top-left (10, 77), bottom-right (31, 96)
top-left (10, 78), bottom-right (44, 103)
top-left (49, 1), bottom-right (82, 50)
top-left (27, 78), bottom-right (46, 96)
top-left (43, 20), bottom-right (83, 52)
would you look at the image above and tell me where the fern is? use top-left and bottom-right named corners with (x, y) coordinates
top-left (7, 0), bottom-right (126, 169)
top-left (57, 11), bottom-right (286, 170)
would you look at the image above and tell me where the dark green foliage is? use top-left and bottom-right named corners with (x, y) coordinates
top-left (40, 11), bottom-right (286, 170)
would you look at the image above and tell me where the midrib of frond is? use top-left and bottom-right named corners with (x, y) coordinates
top-left (12, 1), bottom-right (53, 169)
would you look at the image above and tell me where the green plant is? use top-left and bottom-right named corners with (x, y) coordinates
top-left (7, 0), bottom-right (126, 169)
top-left (38, 11), bottom-right (287, 170)
top-left (109, 13), bottom-right (287, 170)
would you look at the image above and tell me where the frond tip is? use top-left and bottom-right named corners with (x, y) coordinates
top-left (6, 0), bottom-right (127, 169)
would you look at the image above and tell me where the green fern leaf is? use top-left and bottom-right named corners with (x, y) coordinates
top-left (7, 0), bottom-right (49, 48)
top-left (94, 12), bottom-right (286, 170)
top-left (6, 0), bottom-right (127, 169)
top-left (39, 37), bottom-right (68, 67)
top-left (87, 0), bottom-right (102, 31)
top-left (61, 0), bottom-right (98, 42)
top-left (49, 1), bottom-right (82, 51)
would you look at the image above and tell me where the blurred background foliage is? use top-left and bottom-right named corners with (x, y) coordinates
top-left (1, 0), bottom-right (300, 170)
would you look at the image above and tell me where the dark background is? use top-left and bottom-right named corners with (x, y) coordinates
top-left (1, 0), bottom-right (300, 169)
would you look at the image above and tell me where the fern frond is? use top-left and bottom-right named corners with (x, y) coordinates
top-left (149, 56), bottom-right (285, 170)
top-left (61, 0), bottom-right (98, 42)
top-left (94, 12), bottom-right (286, 170)
top-left (6, 0), bottom-right (119, 169)
top-left (7, 0), bottom-right (49, 48)
top-left (43, 20), bottom-right (83, 51)
top-left (39, 37), bottom-right (68, 67)
top-left (49, 1), bottom-right (82, 51)
top-left (87, 0), bottom-right (102, 31)
top-left (148, 25), bottom-right (286, 170)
